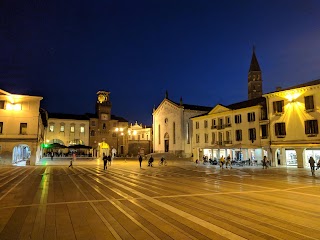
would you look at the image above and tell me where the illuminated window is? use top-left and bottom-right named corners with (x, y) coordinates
top-left (49, 125), bottom-right (54, 132)
top-left (235, 114), bottom-right (242, 124)
top-left (275, 122), bottom-right (286, 137)
top-left (80, 126), bottom-right (85, 133)
top-left (273, 100), bottom-right (284, 115)
top-left (235, 130), bottom-right (242, 141)
top-left (60, 125), bottom-right (65, 132)
top-left (249, 128), bottom-right (256, 142)
top-left (247, 112), bottom-right (255, 122)
top-left (261, 124), bottom-right (268, 139)
top-left (70, 126), bottom-right (75, 133)
top-left (0, 122), bottom-right (3, 134)
top-left (204, 133), bottom-right (208, 143)
top-left (20, 123), bottom-right (27, 135)
top-left (305, 95), bottom-right (314, 111)
top-left (204, 120), bottom-right (208, 128)
top-left (196, 134), bottom-right (199, 143)
top-left (305, 120), bottom-right (318, 135)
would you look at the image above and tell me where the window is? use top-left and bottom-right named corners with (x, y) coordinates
top-left (249, 128), bottom-right (256, 142)
top-left (211, 119), bottom-right (217, 129)
top-left (49, 125), bottom-right (54, 132)
top-left (186, 123), bottom-right (190, 144)
top-left (275, 122), bottom-right (286, 137)
top-left (218, 132), bottom-right (223, 145)
top-left (235, 130), bottom-right (242, 141)
top-left (158, 125), bottom-right (161, 144)
top-left (261, 124), bottom-right (268, 139)
top-left (225, 131), bottom-right (231, 143)
top-left (204, 133), bottom-right (208, 143)
top-left (273, 100), bottom-right (284, 115)
top-left (165, 118), bottom-right (168, 124)
top-left (305, 95), bottom-right (314, 111)
top-left (0, 122), bottom-right (3, 134)
top-left (60, 125), bottom-right (65, 132)
top-left (195, 122), bottom-right (199, 129)
top-left (211, 132), bottom-right (215, 144)
top-left (80, 126), bottom-right (85, 133)
top-left (225, 117), bottom-right (231, 127)
top-left (247, 112), bottom-right (255, 122)
top-left (20, 123), bottom-right (27, 134)
top-left (90, 130), bottom-right (95, 136)
top-left (91, 121), bottom-right (96, 127)
top-left (204, 120), bottom-right (208, 128)
top-left (102, 123), bottom-right (106, 130)
top-left (0, 101), bottom-right (4, 109)
top-left (305, 120), bottom-right (318, 135)
top-left (142, 133), bottom-right (144, 139)
top-left (70, 126), bottom-right (75, 133)
top-left (235, 114), bottom-right (242, 124)
top-left (196, 134), bottom-right (199, 143)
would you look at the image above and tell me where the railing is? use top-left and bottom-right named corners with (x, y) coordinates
top-left (217, 125), bottom-right (224, 130)
top-left (211, 126), bottom-right (217, 129)
top-left (224, 140), bottom-right (232, 144)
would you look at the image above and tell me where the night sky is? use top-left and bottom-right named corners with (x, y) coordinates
top-left (1, 0), bottom-right (320, 125)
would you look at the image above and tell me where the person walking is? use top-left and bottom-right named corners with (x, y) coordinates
top-left (148, 155), bottom-right (154, 167)
top-left (138, 155), bottom-right (142, 168)
top-left (69, 153), bottom-right (76, 168)
top-left (51, 152), bottom-right (54, 161)
top-left (219, 156), bottom-right (225, 168)
top-left (108, 154), bottom-right (112, 166)
top-left (309, 156), bottom-right (315, 176)
top-left (226, 155), bottom-right (232, 169)
top-left (103, 153), bottom-right (108, 170)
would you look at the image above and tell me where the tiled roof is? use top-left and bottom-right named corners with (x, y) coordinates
top-left (164, 98), bottom-right (212, 111)
top-left (227, 97), bottom-right (266, 110)
top-left (266, 79), bottom-right (320, 94)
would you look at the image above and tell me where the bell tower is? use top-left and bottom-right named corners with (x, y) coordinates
top-left (248, 47), bottom-right (262, 100)
top-left (96, 90), bottom-right (112, 121)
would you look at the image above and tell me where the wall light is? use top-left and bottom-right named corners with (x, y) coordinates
top-left (6, 103), bottom-right (22, 111)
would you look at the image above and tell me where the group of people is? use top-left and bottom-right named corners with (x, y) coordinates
top-left (102, 153), bottom-right (112, 170)
top-left (308, 156), bottom-right (320, 176)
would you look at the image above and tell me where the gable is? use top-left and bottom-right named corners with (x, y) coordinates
top-left (153, 99), bottom-right (180, 115)
top-left (208, 104), bottom-right (230, 115)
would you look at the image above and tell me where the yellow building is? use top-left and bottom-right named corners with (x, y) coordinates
top-left (127, 121), bottom-right (152, 156)
top-left (0, 89), bottom-right (47, 165)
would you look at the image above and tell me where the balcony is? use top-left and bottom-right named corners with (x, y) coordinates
top-left (224, 123), bottom-right (231, 128)
top-left (211, 125), bottom-right (217, 129)
top-left (306, 134), bottom-right (317, 137)
top-left (216, 141), bottom-right (223, 146)
top-left (276, 135), bottom-right (286, 138)
top-left (217, 125), bottom-right (224, 130)
top-left (224, 140), bottom-right (232, 144)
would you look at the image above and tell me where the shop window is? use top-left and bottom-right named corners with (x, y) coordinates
top-left (305, 95), bottom-right (314, 112)
top-left (305, 120), bottom-right (318, 136)
top-left (275, 122), bottom-right (286, 137)
top-left (273, 100), bottom-right (284, 115)
top-left (235, 129), bottom-right (242, 141)
top-left (247, 112), bottom-right (255, 122)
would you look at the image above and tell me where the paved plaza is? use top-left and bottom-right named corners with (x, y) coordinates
top-left (0, 158), bottom-right (320, 240)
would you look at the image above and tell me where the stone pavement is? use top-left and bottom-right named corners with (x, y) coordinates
top-left (0, 159), bottom-right (320, 240)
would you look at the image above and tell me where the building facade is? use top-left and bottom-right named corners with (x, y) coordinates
top-left (264, 80), bottom-right (320, 168)
top-left (191, 97), bottom-right (269, 164)
top-left (127, 121), bottom-right (152, 156)
top-left (88, 91), bottom-right (129, 158)
top-left (153, 94), bottom-right (212, 157)
top-left (0, 89), bottom-right (47, 165)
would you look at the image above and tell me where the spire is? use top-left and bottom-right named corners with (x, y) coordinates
top-left (180, 97), bottom-right (183, 106)
top-left (249, 45), bottom-right (261, 72)
top-left (165, 90), bottom-right (168, 99)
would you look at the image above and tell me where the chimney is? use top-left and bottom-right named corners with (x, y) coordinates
top-left (276, 86), bottom-right (282, 91)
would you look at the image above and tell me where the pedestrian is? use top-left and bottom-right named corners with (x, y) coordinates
top-left (148, 155), bottom-right (154, 167)
top-left (262, 156), bottom-right (268, 169)
top-left (108, 154), bottom-right (112, 166)
top-left (69, 153), bottom-right (76, 168)
top-left (195, 159), bottom-right (199, 167)
top-left (309, 156), bottom-right (315, 176)
top-left (316, 159), bottom-right (320, 170)
top-left (138, 155), bottom-right (142, 168)
top-left (51, 152), bottom-right (54, 161)
top-left (103, 153), bottom-right (108, 170)
top-left (219, 156), bottom-right (225, 168)
top-left (226, 155), bottom-right (232, 169)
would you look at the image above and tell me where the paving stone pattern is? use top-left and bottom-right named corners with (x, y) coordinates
top-left (0, 160), bottom-right (320, 240)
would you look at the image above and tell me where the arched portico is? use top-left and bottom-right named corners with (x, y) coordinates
top-left (12, 144), bottom-right (31, 165)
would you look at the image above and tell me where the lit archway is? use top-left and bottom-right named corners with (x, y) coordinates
top-left (12, 144), bottom-right (31, 165)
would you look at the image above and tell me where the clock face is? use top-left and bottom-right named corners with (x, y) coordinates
top-left (101, 113), bottom-right (108, 120)
top-left (98, 94), bottom-right (105, 103)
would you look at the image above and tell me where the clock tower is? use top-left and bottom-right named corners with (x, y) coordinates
top-left (96, 90), bottom-right (111, 121)
top-left (248, 47), bottom-right (263, 100)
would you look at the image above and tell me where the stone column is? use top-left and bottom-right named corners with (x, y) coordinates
top-left (295, 148), bottom-right (305, 168)
top-left (281, 148), bottom-right (286, 166)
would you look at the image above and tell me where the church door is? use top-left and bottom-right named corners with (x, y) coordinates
top-left (165, 140), bottom-right (169, 152)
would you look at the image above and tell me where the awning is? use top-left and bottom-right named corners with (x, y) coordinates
top-left (68, 144), bottom-right (92, 149)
